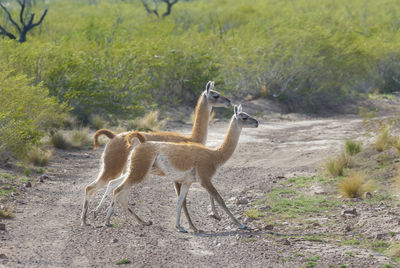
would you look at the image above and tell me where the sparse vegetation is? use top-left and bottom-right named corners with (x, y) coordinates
top-left (128, 111), bottom-right (166, 132)
top-left (338, 172), bottom-right (374, 199)
top-left (326, 153), bottom-right (347, 177)
top-left (345, 140), bottom-right (362, 156)
top-left (0, 206), bottom-right (14, 219)
top-left (375, 127), bottom-right (391, 152)
top-left (50, 131), bottom-right (71, 150)
top-left (89, 115), bottom-right (109, 130)
top-left (245, 209), bottom-right (265, 220)
top-left (70, 127), bottom-right (91, 149)
top-left (26, 147), bottom-right (52, 166)
top-left (116, 259), bottom-right (131, 265)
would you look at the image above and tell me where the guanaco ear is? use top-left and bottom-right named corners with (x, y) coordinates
top-left (238, 104), bottom-right (243, 114)
top-left (205, 81), bottom-right (214, 97)
top-left (234, 105), bottom-right (239, 118)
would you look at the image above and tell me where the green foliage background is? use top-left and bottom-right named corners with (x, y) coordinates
top-left (1, 0), bottom-right (400, 155)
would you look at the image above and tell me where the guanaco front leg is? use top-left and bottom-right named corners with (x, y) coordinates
top-left (174, 182), bottom-right (198, 232)
top-left (201, 181), bottom-right (249, 230)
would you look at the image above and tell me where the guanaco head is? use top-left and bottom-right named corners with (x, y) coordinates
top-left (234, 104), bottom-right (259, 128)
top-left (204, 81), bottom-right (231, 108)
top-left (125, 131), bottom-right (146, 147)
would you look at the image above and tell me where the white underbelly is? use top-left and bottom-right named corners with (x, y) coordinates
top-left (155, 154), bottom-right (196, 183)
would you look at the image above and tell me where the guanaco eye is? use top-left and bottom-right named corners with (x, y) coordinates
top-left (213, 94), bottom-right (219, 99)
top-left (241, 115), bottom-right (248, 120)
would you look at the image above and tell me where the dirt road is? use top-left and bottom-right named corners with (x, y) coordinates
top-left (0, 115), bottom-right (395, 267)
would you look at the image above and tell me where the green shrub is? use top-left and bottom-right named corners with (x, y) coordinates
top-left (345, 140), bottom-right (362, 156)
top-left (0, 66), bottom-right (65, 158)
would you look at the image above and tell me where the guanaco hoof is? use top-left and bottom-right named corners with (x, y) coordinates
top-left (239, 225), bottom-right (250, 230)
top-left (176, 226), bottom-right (188, 233)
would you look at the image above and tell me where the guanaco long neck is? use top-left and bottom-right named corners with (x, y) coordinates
top-left (190, 92), bottom-right (211, 144)
top-left (215, 116), bottom-right (242, 166)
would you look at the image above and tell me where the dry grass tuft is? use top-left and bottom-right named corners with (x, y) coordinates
top-left (89, 114), bottom-right (109, 130)
top-left (0, 206), bottom-right (14, 219)
top-left (345, 140), bottom-right (362, 156)
top-left (27, 147), bottom-right (52, 166)
top-left (326, 153), bottom-right (347, 177)
top-left (70, 127), bottom-right (91, 149)
top-left (50, 131), bottom-right (71, 149)
top-left (338, 172), bottom-right (374, 198)
top-left (128, 111), bottom-right (166, 132)
top-left (393, 135), bottom-right (400, 155)
top-left (374, 126), bottom-right (391, 152)
top-left (386, 243), bottom-right (400, 258)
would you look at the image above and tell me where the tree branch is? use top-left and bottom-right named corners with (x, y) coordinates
top-left (160, 0), bottom-right (178, 18)
top-left (17, 0), bottom-right (26, 26)
top-left (31, 9), bottom-right (47, 28)
top-left (0, 24), bottom-right (16, 39)
top-left (0, 2), bottom-right (21, 32)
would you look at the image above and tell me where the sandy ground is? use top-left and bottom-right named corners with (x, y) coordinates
top-left (0, 110), bottom-right (398, 267)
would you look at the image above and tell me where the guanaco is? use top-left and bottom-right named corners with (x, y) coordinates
top-left (81, 81), bottom-right (231, 228)
top-left (105, 105), bottom-right (258, 233)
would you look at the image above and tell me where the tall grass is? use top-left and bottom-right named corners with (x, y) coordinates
top-left (338, 172), bottom-right (374, 199)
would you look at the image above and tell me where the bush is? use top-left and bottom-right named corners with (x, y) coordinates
top-left (50, 131), bottom-right (71, 150)
top-left (0, 66), bottom-right (65, 158)
top-left (70, 127), bottom-right (91, 149)
top-left (345, 140), bottom-right (362, 156)
top-left (128, 111), bottom-right (166, 132)
top-left (326, 153), bottom-right (347, 177)
top-left (89, 114), bottom-right (109, 130)
top-left (374, 126), bottom-right (391, 152)
top-left (338, 172), bottom-right (374, 198)
top-left (27, 147), bottom-right (52, 166)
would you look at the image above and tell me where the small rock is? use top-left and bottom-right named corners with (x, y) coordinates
top-left (0, 253), bottom-right (7, 260)
top-left (235, 234), bottom-right (240, 241)
top-left (282, 238), bottom-right (291, 245)
top-left (16, 199), bottom-right (26, 205)
top-left (272, 180), bottom-right (277, 183)
top-left (236, 198), bottom-right (249, 205)
top-left (376, 233), bottom-right (387, 240)
top-left (0, 223), bottom-right (5, 231)
top-left (345, 225), bottom-right (352, 232)
top-left (263, 224), bottom-right (274, 230)
top-left (364, 192), bottom-right (373, 199)
top-left (259, 205), bottom-right (271, 211)
top-left (39, 175), bottom-right (49, 183)
top-left (341, 208), bottom-right (358, 217)
top-left (11, 192), bottom-right (19, 197)
top-left (312, 222), bottom-right (321, 227)
top-left (112, 238), bottom-right (118, 243)
top-left (282, 222), bottom-right (289, 225)
top-left (25, 181), bottom-right (32, 188)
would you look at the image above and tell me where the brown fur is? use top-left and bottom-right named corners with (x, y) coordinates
top-left (105, 109), bottom-right (259, 231)
top-left (81, 83), bottom-right (231, 227)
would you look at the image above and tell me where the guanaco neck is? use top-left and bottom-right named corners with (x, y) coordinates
top-left (215, 116), bottom-right (242, 166)
top-left (190, 92), bottom-right (211, 144)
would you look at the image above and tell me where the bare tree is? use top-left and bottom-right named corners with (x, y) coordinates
top-left (0, 0), bottom-right (48, 43)
top-left (140, 0), bottom-right (178, 18)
